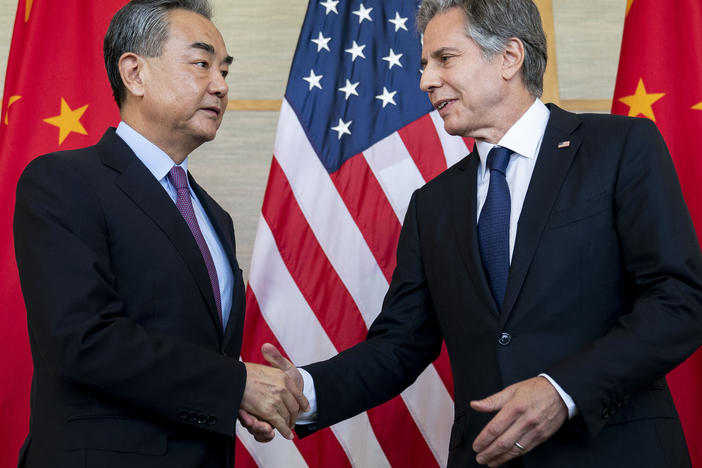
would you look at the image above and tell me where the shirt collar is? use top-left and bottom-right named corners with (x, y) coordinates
top-left (115, 121), bottom-right (189, 182)
top-left (475, 98), bottom-right (550, 175)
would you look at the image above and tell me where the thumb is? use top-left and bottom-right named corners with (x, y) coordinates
top-left (470, 387), bottom-right (512, 413)
top-left (261, 343), bottom-right (293, 371)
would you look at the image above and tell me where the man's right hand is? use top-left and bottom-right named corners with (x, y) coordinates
top-left (241, 343), bottom-right (309, 440)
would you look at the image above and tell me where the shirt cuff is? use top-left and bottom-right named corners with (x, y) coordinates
top-left (539, 373), bottom-right (578, 419)
top-left (296, 367), bottom-right (317, 424)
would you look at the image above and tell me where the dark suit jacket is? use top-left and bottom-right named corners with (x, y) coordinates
top-left (301, 105), bottom-right (702, 467)
top-left (13, 129), bottom-right (247, 468)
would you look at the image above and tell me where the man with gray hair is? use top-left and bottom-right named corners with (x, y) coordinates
top-left (241, 0), bottom-right (702, 467)
top-left (13, 1), bottom-right (307, 466)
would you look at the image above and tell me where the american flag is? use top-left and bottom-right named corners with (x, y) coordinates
top-left (236, 1), bottom-right (472, 466)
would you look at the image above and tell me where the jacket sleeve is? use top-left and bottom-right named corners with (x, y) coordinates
top-left (299, 191), bottom-right (443, 434)
top-left (547, 118), bottom-right (702, 435)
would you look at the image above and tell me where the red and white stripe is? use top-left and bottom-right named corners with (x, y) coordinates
top-left (238, 99), bottom-right (472, 467)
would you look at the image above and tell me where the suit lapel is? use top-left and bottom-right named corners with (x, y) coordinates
top-left (500, 105), bottom-right (583, 324)
top-left (450, 153), bottom-right (500, 319)
top-left (97, 130), bottom-right (223, 335)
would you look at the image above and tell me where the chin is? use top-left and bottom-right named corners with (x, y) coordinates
top-left (442, 122), bottom-right (464, 137)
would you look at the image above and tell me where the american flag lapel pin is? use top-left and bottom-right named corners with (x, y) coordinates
top-left (557, 140), bottom-right (570, 149)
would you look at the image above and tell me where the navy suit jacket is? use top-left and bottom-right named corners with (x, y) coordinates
top-left (14, 129), bottom-right (246, 468)
top-left (301, 105), bottom-right (702, 467)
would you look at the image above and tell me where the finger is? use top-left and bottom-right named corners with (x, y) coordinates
top-left (238, 410), bottom-right (276, 442)
top-left (475, 416), bottom-right (531, 466)
top-left (278, 384), bottom-right (301, 428)
top-left (285, 372), bottom-right (310, 413)
top-left (267, 411), bottom-right (294, 440)
top-left (238, 408), bottom-right (256, 426)
top-left (472, 403), bottom-right (520, 453)
top-left (262, 343), bottom-right (294, 372)
top-left (470, 386), bottom-right (513, 414)
top-left (238, 409), bottom-right (274, 434)
top-left (254, 431), bottom-right (276, 443)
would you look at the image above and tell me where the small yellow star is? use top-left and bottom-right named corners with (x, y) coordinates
top-left (618, 78), bottom-right (665, 121)
top-left (43, 98), bottom-right (89, 145)
top-left (693, 102), bottom-right (702, 111)
top-left (626, 0), bottom-right (635, 17)
top-left (3, 95), bottom-right (21, 125)
top-left (25, 0), bottom-right (34, 22)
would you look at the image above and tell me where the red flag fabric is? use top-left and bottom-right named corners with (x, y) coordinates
top-left (0, 1), bottom-right (126, 466)
top-left (612, 1), bottom-right (702, 466)
top-left (236, 1), bottom-right (471, 466)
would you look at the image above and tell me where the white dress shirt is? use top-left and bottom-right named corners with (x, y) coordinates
top-left (115, 122), bottom-right (234, 328)
top-left (299, 99), bottom-right (577, 422)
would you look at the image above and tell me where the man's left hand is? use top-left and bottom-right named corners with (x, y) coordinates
top-left (470, 376), bottom-right (567, 467)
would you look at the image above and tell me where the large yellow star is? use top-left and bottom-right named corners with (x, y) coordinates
top-left (693, 101), bottom-right (702, 110)
top-left (618, 78), bottom-right (665, 121)
top-left (626, 0), bottom-right (635, 17)
top-left (43, 98), bottom-right (89, 145)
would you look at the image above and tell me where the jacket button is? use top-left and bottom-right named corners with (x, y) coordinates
top-left (601, 408), bottom-right (610, 419)
top-left (197, 414), bottom-right (207, 424)
top-left (207, 416), bottom-right (217, 426)
top-left (498, 332), bottom-right (511, 346)
top-left (178, 409), bottom-right (188, 420)
top-left (188, 411), bottom-right (198, 422)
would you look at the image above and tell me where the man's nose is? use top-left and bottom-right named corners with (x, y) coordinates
top-left (210, 71), bottom-right (229, 97)
top-left (419, 64), bottom-right (440, 93)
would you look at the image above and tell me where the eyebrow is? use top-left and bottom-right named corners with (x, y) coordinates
top-left (190, 42), bottom-right (234, 65)
top-left (421, 46), bottom-right (461, 67)
top-left (431, 47), bottom-right (461, 58)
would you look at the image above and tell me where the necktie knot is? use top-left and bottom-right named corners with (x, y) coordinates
top-left (487, 146), bottom-right (511, 176)
top-left (168, 166), bottom-right (189, 190)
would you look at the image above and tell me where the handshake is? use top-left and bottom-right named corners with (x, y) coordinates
top-left (239, 343), bottom-right (309, 442)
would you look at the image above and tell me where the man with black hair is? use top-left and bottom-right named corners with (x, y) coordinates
top-left (14, 1), bottom-right (307, 466)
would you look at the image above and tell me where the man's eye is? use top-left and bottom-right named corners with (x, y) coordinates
top-left (221, 70), bottom-right (229, 78)
top-left (195, 61), bottom-right (208, 68)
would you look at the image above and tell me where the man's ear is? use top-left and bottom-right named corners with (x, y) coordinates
top-left (118, 52), bottom-right (147, 98)
top-left (501, 37), bottom-right (525, 81)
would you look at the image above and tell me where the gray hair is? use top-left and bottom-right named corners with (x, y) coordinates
top-left (417, 0), bottom-right (547, 98)
top-left (104, 0), bottom-right (213, 107)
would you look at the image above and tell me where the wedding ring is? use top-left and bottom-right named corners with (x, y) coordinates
top-left (514, 441), bottom-right (526, 451)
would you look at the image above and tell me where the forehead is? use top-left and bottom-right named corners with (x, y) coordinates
top-left (422, 7), bottom-right (471, 53)
top-left (164, 9), bottom-right (228, 56)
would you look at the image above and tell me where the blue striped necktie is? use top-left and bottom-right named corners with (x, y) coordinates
top-left (478, 146), bottom-right (512, 309)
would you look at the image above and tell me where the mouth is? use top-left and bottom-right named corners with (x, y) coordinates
top-left (433, 98), bottom-right (456, 113)
top-left (200, 106), bottom-right (222, 118)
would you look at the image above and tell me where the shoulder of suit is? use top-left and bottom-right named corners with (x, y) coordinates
top-left (415, 154), bottom-right (473, 196)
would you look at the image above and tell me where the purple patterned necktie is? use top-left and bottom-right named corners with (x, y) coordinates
top-left (168, 166), bottom-right (222, 325)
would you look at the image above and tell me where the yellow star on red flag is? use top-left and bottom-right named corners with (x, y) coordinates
top-left (618, 78), bottom-right (665, 121)
top-left (3, 95), bottom-right (21, 125)
top-left (626, 0), bottom-right (635, 17)
top-left (25, 0), bottom-right (34, 22)
top-left (43, 97), bottom-right (89, 145)
top-left (693, 102), bottom-right (702, 111)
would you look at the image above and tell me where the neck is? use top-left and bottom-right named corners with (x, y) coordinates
top-left (475, 91), bottom-right (536, 145)
top-left (120, 109), bottom-right (197, 165)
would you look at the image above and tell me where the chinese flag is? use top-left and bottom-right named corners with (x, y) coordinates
top-left (0, 1), bottom-right (127, 466)
top-left (612, 0), bottom-right (702, 466)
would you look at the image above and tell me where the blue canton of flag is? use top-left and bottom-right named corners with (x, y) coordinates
top-left (287, 0), bottom-right (432, 173)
